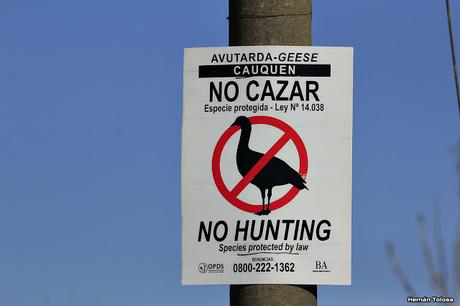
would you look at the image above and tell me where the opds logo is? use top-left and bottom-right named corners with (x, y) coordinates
top-left (198, 263), bottom-right (224, 274)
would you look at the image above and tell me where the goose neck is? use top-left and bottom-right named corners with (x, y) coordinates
top-left (237, 125), bottom-right (251, 151)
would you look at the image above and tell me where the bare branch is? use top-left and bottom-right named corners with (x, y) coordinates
top-left (445, 0), bottom-right (460, 118)
top-left (433, 196), bottom-right (449, 296)
top-left (417, 214), bottom-right (444, 294)
top-left (385, 241), bottom-right (416, 295)
top-left (454, 142), bottom-right (460, 298)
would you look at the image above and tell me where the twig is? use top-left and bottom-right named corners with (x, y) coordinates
top-left (417, 214), bottom-right (444, 293)
top-left (454, 226), bottom-right (460, 300)
top-left (445, 0), bottom-right (460, 119)
top-left (454, 142), bottom-right (460, 299)
top-left (385, 242), bottom-right (417, 295)
top-left (433, 196), bottom-right (449, 296)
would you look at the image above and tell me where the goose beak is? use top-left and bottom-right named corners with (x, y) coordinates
top-left (231, 120), bottom-right (238, 127)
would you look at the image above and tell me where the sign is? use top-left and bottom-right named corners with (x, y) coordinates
top-left (182, 46), bottom-right (353, 285)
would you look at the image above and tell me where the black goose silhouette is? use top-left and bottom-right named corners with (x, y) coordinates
top-left (231, 116), bottom-right (308, 215)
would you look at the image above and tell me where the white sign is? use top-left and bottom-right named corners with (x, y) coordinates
top-left (182, 46), bottom-right (353, 285)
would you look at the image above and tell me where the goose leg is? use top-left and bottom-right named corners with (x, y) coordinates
top-left (256, 188), bottom-right (266, 215)
top-left (266, 188), bottom-right (272, 214)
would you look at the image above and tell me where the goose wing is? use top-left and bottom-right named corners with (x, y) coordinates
top-left (253, 155), bottom-right (306, 189)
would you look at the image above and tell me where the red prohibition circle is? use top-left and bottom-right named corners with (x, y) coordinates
top-left (212, 115), bottom-right (308, 213)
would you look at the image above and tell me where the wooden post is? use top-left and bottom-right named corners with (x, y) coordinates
top-left (228, 0), bottom-right (317, 305)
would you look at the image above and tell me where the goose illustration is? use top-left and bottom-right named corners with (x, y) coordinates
top-left (231, 116), bottom-right (308, 215)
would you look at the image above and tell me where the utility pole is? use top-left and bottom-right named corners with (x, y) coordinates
top-left (228, 0), bottom-right (317, 305)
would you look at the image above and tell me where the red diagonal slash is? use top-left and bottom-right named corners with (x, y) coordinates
top-left (229, 133), bottom-right (292, 198)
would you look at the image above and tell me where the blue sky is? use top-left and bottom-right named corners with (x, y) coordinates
top-left (0, 0), bottom-right (459, 305)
